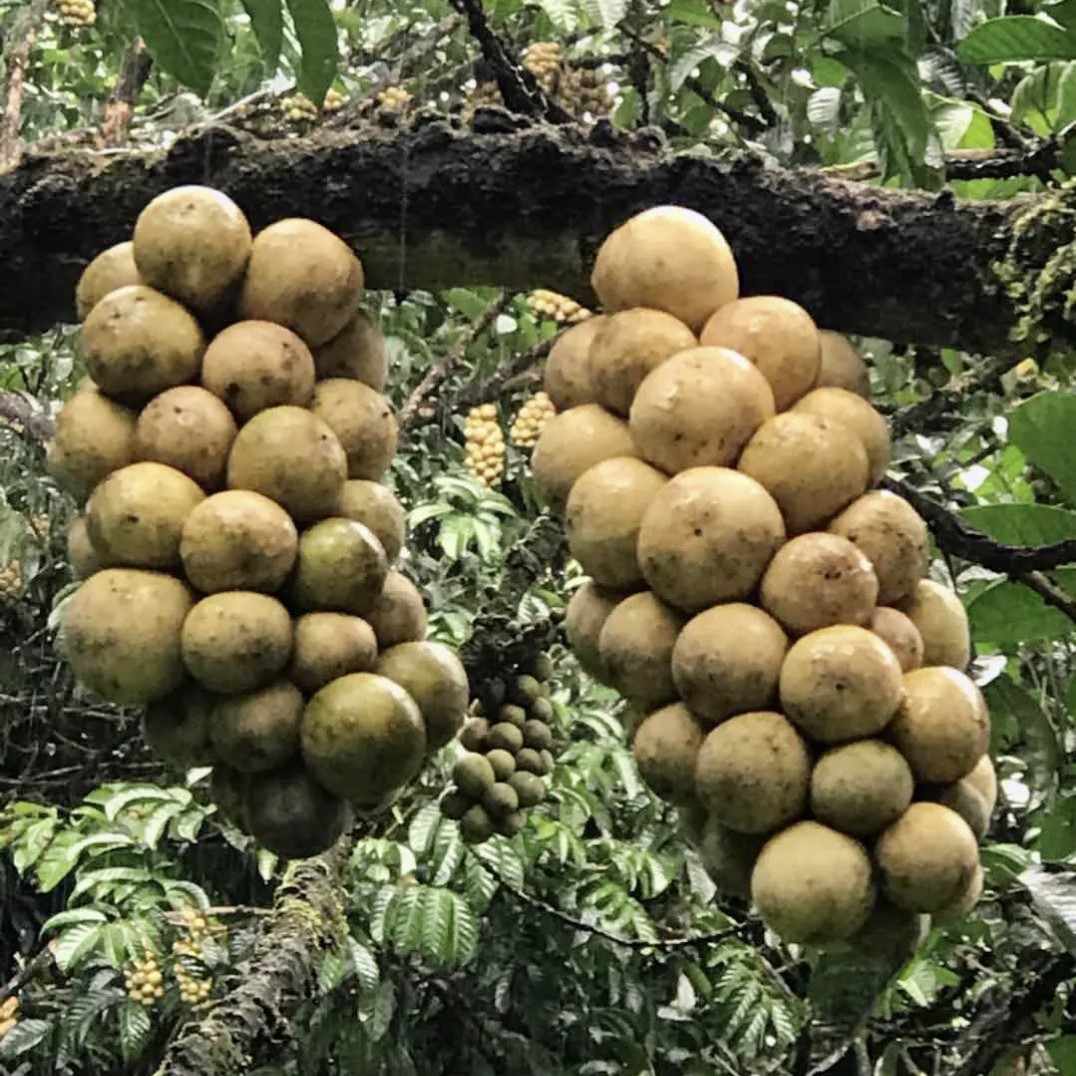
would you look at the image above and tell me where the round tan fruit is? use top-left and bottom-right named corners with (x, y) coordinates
top-left (815, 331), bottom-right (871, 399)
top-left (334, 480), bottom-right (405, 563)
top-left (700, 295), bottom-right (821, 410)
top-left (226, 406), bottom-right (347, 524)
top-left (301, 672), bottom-right (426, 803)
top-left (67, 516), bottom-right (109, 579)
top-left (565, 580), bottom-right (624, 684)
top-left (201, 321), bottom-right (316, 422)
top-left (376, 641), bottom-right (470, 752)
top-left (587, 309), bottom-right (697, 416)
top-left (311, 379), bottom-right (397, 481)
top-left (244, 762), bottom-right (350, 859)
top-left (81, 285), bottom-right (205, 404)
top-left (210, 680), bottom-right (304, 773)
top-left (935, 778), bottom-right (991, 841)
top-left (632, 703), bottom-right (706, 805)
top-left (738, 412), bottom-right (868, 535)
top-left (453, 753), bottom-right (495, 799)
top-left (888, 666), bottom-right (989, 784)
top-left (364, 571), bottom-right (427, 649)
top-left (629, 346), bottom-right (775, 473)
top-left (598, 591), bottom-right (683, 710)
top-left (46, 384), bottom-right (136, 500)
top-left (62, 568), bottom-right (192, 705)
top-left (779, 624), bottom-right (904, 743)
top-left (135, 386), bottom-right (238, 491)
top-left (867, 607), bottom-right (923, 672)
top-left (935, 863), bottom-right (984, 921)
top-left (751, 821), bottom-right (875, 943)
top-left (695, 711), bottom-right (810, 834)
top-left (312, 310), bottom-right (387, 390)
top-left (291, 518), bottom-right (388, 615)
top-left (532, 404), bottom-right (636, 514)
top-left (237, 218), bottom-right (364, 346)
top-left (896, 579), bottom-right (970, 670)
top-left (565, 457), bottom-right (667, 589)
top-left (133, 186), bottom-right (252, 315)
top-left (181, 591), bottom-right (292, 694)
top-left (543, 316), bottom-right (605, 409)
top-left (87, 462), bottom-right (204, 570)
top-left (590, 206), bottom-right (740, 333)
top-left (828, 491), bottom-right (928, 605)
top-left (141, 684), bottom-right (216, 767)
top-left (637, 467), bottom-right (786, 612)
top-left (671, 603), bottom-right (787, 724)
top-left (963, 754), bottom-right (998, 816)
top-left (289, 612), bottom-right (378, 694)
top-left (760, 532), bottom-right (878, 635)
top-left (792, 388), bottom-right (890, 486)
top-left (810, 740), bottom-right (913, 836)
top-left (180, 490), bottom-right (298, 594)
top-left (696, 818), bottom-right (764, 899)
top-left (76, 241), bottom-right (142, 321)
top-left (875, 802), bottom-right (979, 913)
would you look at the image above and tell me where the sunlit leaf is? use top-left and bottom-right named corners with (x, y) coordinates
top-left (958, 15), bottom-right (1076, 64)
top-left (1008, 391), bottom-right (1076, 502)
top-left (285, 0), bottom-right (338, 105)
top-left (127, 0), bottom-right (225, 96)
top-left (239, 0), bottom-right (284, 69)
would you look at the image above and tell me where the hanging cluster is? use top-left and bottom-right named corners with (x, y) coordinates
top-left (440, 657), bottom-right (557, 844)
top-left (509, 392), bottom-right (556, 449)
top-left (534, 205), bottom-right (992, 950)
top-left (463, 403), bottom-right (505, 486)
top-left (51, 184), bottom-right (469, 860)
top-left (0, 560), bottom-right (23, 604)
top-left (0, 996), bottom-right (19, 1042)
top-left (521, 41), bottom-right (562, 91)
top-left (124, 950), bottom-right (164, 1007)
top-left (56, 0), bottom-right (96, 28)
top-left (526, 288), bottom-right (592, 325)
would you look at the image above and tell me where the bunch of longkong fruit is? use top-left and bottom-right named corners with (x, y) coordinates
top-left (49, 185), bottom-right (470, 860)
top-left (536, 205), bottom-right (995, 951)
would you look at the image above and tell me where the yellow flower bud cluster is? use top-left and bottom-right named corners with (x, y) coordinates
top-left (377, 85), bottom-right (413, 112)
top-left (527, 289), bottom-right (591, 324)
top-left (521, 42), bottom-right (562, 92)
top-left (510, 392), bottom-right (556, 449)
top-left (0, 996), bottom-right (20, 1041)
top-left (322, 88), bottom-right (346, 113)
top-left (124, 951), bottom-right (165, 1007)
top-left (559, 66), bottom-right (613, 117)
top-left (171, 908), bottom-right (215, 1005)
top-left (0, 560), bottom-right (23, 604)
top-left (464, 404), bottom-right (505, 487)
top-left (281, 94), bottom-right (318, 123)
top-left (57, 0), bottom-right (96, 27)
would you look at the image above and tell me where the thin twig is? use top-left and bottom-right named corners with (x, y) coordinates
top-left (0, 0), bottom-right (49, 171)
top-left (0, 390), bottom-right (54, 442)
top-left (96, 38), bottom-right (152, 149)
top-left (1016, 570), bottom-right (1076, 622)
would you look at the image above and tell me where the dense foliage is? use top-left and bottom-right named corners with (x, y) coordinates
top-left (0, 0), bottom-right (1073, 1074)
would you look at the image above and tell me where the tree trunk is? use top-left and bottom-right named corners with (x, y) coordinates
top-left (0, 119), bottom-right (1043, 353)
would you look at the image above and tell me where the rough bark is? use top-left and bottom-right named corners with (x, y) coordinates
top-left (0, 118), bottom-right (1036, 352)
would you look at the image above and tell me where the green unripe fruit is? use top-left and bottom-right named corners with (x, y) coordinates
top-left (516, 748), bottom-right (543, 774)
top-left (459, 718), bottom-right (489, 752)
top-left (486, 748), bottom-right (516, 781)
top-left (452, 753), bottom-right (495, 798)
top-left (523, 719), bottom-right (553, 751)
top-left (495, 810), bottom-right (526, 837)
top-left (483, 782), bottom-right (519, 817)
top-left (488, 722), bottom-right (524, 753)
top-left (509, 771), bottom-right (546, 808)
top-left (529, 696), bottom-right (554, 722)
top-left (440, 790), bottom-right (470, 820)
top-left (499, 704), bottom-right (528, 728)
top-left (538, 749), bottom-right (555, 775)
top-left (510, 674), bottom-right (542, 705)
top-left (460, 804), bottom-right (494, 844)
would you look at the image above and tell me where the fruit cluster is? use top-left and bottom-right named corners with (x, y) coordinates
top-left (463, 403), bottom-right (506, 487)
top-left (558, 65), bottom-right (613, 118)
top-left (376, 85), bottom-right (413, 112)
top-left (535, 205), bottom-right (992, 949)
top-left (56, 0), bottom-right (95, 28)
top-left (440, 659), bottom-right (557, 843)
top-left (171, 908), bottom-right (215, 1004)
top-left (280, 89), bottom-right (345, 123)
top-left (0, 996), bottom-right (19, 1041)
top-left (526, 288), bottom-right (592, 325)
top-left (0, 560), bottom-right (23, 604)
top-left (521, 41), bottom-right (562, 91)
top-left (124, 950), bottom-right (165, 1007)
top-left (51, 185), bottom-right (469, 860)
top-left (509, 392), bottom-right (556, 449)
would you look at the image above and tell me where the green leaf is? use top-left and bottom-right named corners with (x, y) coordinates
top-left (349, 939), bottom-right (380, 992)
top-left (408, 803), bottom-right (442, 857)
top-left (104, 785), bottom-right (176, 821)
top-left (535, 0), bottom-right (578, 31)
top-left (663, 0), bottom-right (722, 26)
top-left (983, 676), bottom-right (1062, 790)
top-left (52, 922), bottom-right (103, 972)
top-left (1008, 392), bottom-right (1076, 503)
top-left (961, 503), bottom-right (1076, 545)
top-left (239, 0), bottom-right (283, 69)
top-left (968, 577), bottom-right (1074, 645)
top-left (70, 866), bottom-right (155, 901)
top-left (119, 1000), bottom-right (152, 1065)
top-left (957, 15), bottom-right (1076, 64)
top-left (475, 837), bottom-right (526, 890)
top-left (285, 0), bottom-right (338, 105)
top-left (142, 801), bottom-right (185, 848)
top-left (66, 831), bottom-right (136, 859)
top-left (421, 887), bottom-right (479, 966)
top-left (580, 0), bottom-right (627, 27)
top-left (12, 816), bottom-right (56, 875)
top-left (41, 908), bottom-right (109, 933)
top-left (0, 1017), bottom-right (51, 1059)
top-left (1021, 864), bottom-right (1076, 954)
top-left (826, 0), bottom-right (904, 46)
top-left (127, 0), bottom-right (225, 97)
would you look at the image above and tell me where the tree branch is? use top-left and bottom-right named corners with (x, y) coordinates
top-left (0, 122), bottom-right (1040, 353)
top-left (0, 0), bottom-right (49, 172)
top-left (96, 38), bottom-right (152, 149)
